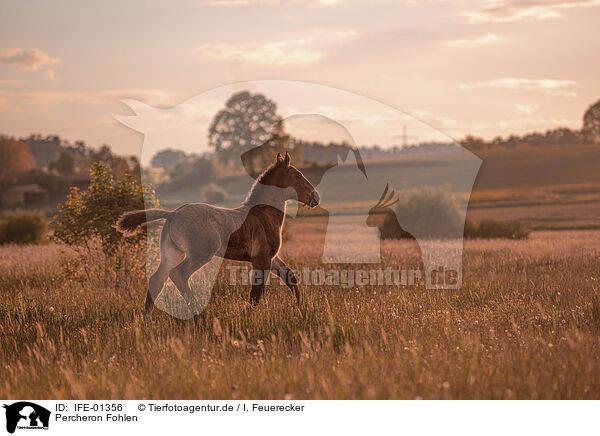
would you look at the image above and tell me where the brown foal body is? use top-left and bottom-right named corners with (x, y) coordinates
top-left (116, 152), bottom-right (319, 316)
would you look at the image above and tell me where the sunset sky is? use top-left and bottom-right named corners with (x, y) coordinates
top-left (1, 0), bottom-right (599, 160)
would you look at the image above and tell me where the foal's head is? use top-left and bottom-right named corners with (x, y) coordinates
top-left (261, 152), bottom-right (320, 207)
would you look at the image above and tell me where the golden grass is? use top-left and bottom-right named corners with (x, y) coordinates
top-left (1, 230), bottom-right (600, 399)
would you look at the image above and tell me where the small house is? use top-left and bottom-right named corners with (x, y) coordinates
top-left (1, 184), bottom-right (49, 206)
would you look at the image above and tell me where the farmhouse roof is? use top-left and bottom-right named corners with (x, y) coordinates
top-left (3, 184), bottom-right (48, 194)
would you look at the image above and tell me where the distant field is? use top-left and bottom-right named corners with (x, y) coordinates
top-left (467, 145), bottom-right (600, 229)
top-left (157, 144), bottom-right (600, 230)
top-left (471, 145), bottom-right (600, 192)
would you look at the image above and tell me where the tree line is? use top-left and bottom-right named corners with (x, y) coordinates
top-left (2, 92), bottom-right (600, 199)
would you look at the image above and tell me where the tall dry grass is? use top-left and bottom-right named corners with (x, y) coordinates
top-left (1, 230), bottom-right (600, 399)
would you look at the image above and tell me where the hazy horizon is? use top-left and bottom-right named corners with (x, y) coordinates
top-left (1, 0), bottom-right (599, 159)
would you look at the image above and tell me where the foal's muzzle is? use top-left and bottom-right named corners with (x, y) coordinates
top-left (308, 190), bottom-right (320, 208)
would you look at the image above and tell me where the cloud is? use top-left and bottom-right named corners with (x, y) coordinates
top-left (406, 107), bottom-right (579, 140)
top-left (0, 79), bottom-right (25, 86)
top-left (515, 103), bottom-right (539, 115)
top-left (460, 78), bottom-right (578, 96)
top-left (198, 30), bottom-right (357, 65)
top-left (199, 0), bottom-right (342, 6)
top-left (198, 41), bottom-right (324, 65)
top-left (0, 47), bottom-right (61, 80)
top-left (0, 88), bottom-right (174, 113)
top-left (408, 108), bottom-right (459, 129)
top-left (446, 33), bottom-right (500, 47)
top-left (463, 0), bottom-right (600, 23)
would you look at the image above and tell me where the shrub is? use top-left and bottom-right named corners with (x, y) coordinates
top-left (52, 162), bottom-right (159, 254)
top-left (0, 209), bottom-right (48, 245)
top-left (378, 185), bottom-right (464, 240)
top-left (465, 219), bottom-right (531, 240)
top-left (58, 238), bottom-right (148, 295)
top-left (375, 186), bottom-right (531, 241)
top-left (203, 182), bottom-right (227, 204)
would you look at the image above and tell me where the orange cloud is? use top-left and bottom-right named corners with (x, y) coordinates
top-left (0, 47), bottom-right (61, 79)
top-left (460, 78), bottom-right (578, 96)
top-left (463, 0), bottom-right (600, 23)
top-left (198, 30), bottom-right (357, 65)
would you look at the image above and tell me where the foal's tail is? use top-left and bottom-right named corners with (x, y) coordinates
top-left (116, 209), bottom-right (174, 235)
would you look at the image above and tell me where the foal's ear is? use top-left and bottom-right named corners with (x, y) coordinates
top-left (283, 151), bottom-right (290, 168)
top-left (276, 153), bottom-right (284, 167)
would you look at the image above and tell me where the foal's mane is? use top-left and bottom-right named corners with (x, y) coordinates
top-left (242, 163), bottom-right (279, 206)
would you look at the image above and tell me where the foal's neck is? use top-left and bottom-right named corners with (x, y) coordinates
top-left (243, 182), bottom-right (289, 217)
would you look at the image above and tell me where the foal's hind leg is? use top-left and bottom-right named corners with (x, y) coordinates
top-left (168, 227), bottom-right (222, 309)
top-left (145, 227), bottom-right (184, 316)
top-left (169, 250), bottom-right (217, 308)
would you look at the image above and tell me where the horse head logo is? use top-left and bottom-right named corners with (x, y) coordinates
top-left (3, 402), bottom-right (50, 434)
top-left (113, 80), bottom-right (481, 319)
top-left (317, 150), bottom-right (385, 264)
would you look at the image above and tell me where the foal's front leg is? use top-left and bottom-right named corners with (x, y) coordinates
top-left (272, 256), bottom-right (301, 304)
top-left (249, 256), bottom-right (272, 305)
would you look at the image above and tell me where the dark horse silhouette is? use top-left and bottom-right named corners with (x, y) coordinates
top-left (3, 402), bottom-right (50, 434)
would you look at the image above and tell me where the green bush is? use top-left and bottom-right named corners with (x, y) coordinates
top-left (202, 182), bottom-right (227, 204)
top-left (465, 219), bottom-right (531, 240)
top-left (385, 185), bottom-right (464, 239)
top-left (0, 209), bottom-right (48, 245)
top-left (52, 162), bottom-right (159, 254)
top-left (375, 186), bottom-right (531, 241)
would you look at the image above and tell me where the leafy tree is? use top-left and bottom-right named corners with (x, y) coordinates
top-left (129, 156), bottom-right (142, 181)
top-left (541, 127), bottom-right (582, 146)
top-left (583, 99), bottom-right (600, 144)
top-left (22, 134), bottom-right (62, 167)
top-left (460, 135), bottom-right (487, 151)
top-left (208, 91), bottom-right (282, 166)
top-left (240, 120), bottom-right (288, 174)
top-left (202, 182), bottom-right (227, 204)
top-left (92, 144), bottom-right (113, 162)
top-left (52, 162), bottom-right (158, 254)
top-left (160, 157), bottom-right (214, 192)
top-left (0, 137), bottom-right (36, 183)
top-left (49, 150), bottom-right (75, 175)
top-left (109, 156), bottom-right (133, 179)
top-left (82, 144), bottom-right (135, 179)
top-left (151, 149), bottom-right (188, 169)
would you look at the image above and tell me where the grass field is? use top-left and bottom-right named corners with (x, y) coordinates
top-left (2, 144), bottom-right (600, 399)
top-left (1, 225), bottom-right (600, 399)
